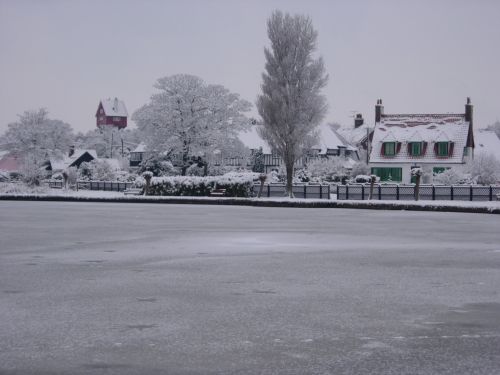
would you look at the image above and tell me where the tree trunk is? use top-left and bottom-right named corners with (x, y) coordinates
top-left (285, 160), bottom-right (294, 198)
top-left (257, 174), bottom-right (266, 198)
top-left (369, 175), bottom-right (375, 200)
top-left (414, 174), bottom-right (421, 201)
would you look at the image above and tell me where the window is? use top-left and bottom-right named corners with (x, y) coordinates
top-left (463, 147), bottom-right (469, 156)
top-left (371, 167), bottom-right (402, 182)
top-left (410, 142), bottom-right (422, 156)
top-left (437, 142), bottom-right (448, 156)
top-left (433, 167), bottom-right (449, 175)
top-left (383, 142), bottom-right (396, 156)
top-left (130, 153), bottom-right (142, 162)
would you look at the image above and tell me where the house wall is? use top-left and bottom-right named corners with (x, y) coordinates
top-left (370, 162), bottom-right (467, 184)
top-left (97, 116), bottom-right (127, 128)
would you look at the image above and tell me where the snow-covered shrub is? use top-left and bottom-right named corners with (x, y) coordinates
top-left (65, 167), bottom-right (78, 188)
top-left (306, 158), bottom-right (346, 183)
top-left (353, 175), bottom-right (372, 183)
top-left (433, 167), bottom-right (468, 185)
top-left (21, 156), bottom-right (46, 186)
top-left (115, 170), bottom-right (138, 182)
top-left (139, 173), bottom-right (258, 197)
top-left (138, 154), bottom-right (179, 177)
top-left (186, 164), bottom-right (204, 176)
top-left (350, 161), bottom-right (369, 178)
top-left (78, 162), bottom-right (93, 180)
top-left (0, 182), bottom-right (50, 195)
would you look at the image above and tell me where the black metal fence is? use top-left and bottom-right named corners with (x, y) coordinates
top-left (337, 184), bottom-right (500, 201)
top-left (252, 184), bottom-right (331, 199)
top-left (47, 180), bottom-right (133, 192)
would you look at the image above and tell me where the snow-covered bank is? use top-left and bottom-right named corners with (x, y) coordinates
top-left (1, 188), bottom-right (499, 214)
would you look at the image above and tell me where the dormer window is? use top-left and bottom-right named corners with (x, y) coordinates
top-left (408, 141), bottom-right (427, 157)
top-left (434, 141), bottom-right (454, 157)
top-left (382, 142), bottom-right (396, 156)
top-left (410, 142), bottom-right (421, 156)
top-left (437, 142), bottom-right (449, 156)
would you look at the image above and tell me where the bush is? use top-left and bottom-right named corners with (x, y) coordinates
top-left (139, 173), bottom-right (259, 197)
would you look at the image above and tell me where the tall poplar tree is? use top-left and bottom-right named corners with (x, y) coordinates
top-left (257, 11), bottom-right (328, 197)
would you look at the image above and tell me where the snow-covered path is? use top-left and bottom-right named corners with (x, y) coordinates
top-left (1, 202), bottom-right (499, 374)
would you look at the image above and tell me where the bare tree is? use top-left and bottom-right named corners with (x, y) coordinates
top-left (257, 10), bottom-right (328, 197)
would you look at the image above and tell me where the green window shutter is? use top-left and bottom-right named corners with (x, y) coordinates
top-left (437, 142), bottom-right (449, 156)
top-left (411, 142), bottom-right (421, 156)
top-left (384, 142), bottom-right (396, 156)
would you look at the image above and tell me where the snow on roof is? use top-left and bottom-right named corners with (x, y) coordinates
top-left (337, 124), bottom-right (372, 145)
top-left (370, 113), bottom-right (470, 164)
top-left (100, 98), bottom-right (128, 117)
top-left (474, 130), bottom-right (500, 160)
top-left (313, 125), bottom-right (358, 154)
top-left (239, 124), bottom-right (356, 155)
top-left (50, 149), bottom-right (98, 170)
top-left (132, 143), bottom-right (147, 153)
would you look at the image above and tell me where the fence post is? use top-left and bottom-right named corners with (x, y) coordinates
top-left (320, 185), bottom-right (323, 199)
top-left (346, 184), bottom-right (349, 200)
top-left (336, 184), bottom-right (339, 199)
top-left (361, 185), bottom-right (365, 200)
top-left (328, 184), bottom-right (330, 200)
top-left (396, 184), bottom-right (399, 200)
top-left (490, 186), bottom-right (493, 201)
top-left (470, 185), bottom-right (473, 201)
top-left (304, 185), bottom-right (307, 199)
top-left (451, 186), bottom-right (454, 200)
top-left (378, 184), bottom-right (382, 200)
top-left (432, 185), bottom-right (435, 200)
top-left (267, 184), bottom-right (270, 198)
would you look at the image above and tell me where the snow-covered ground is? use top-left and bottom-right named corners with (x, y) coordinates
top-left (1, 202), bottom-right (499, 374)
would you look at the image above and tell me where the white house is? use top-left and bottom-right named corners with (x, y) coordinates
top-left (369, 98), bottom-right (475, 184)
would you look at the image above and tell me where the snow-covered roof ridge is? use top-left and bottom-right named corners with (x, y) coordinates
top-left (100, 98), bottom-right (128, 117)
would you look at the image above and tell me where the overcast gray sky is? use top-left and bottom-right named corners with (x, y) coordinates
top-left (1, 0), bottom-right (499, 134)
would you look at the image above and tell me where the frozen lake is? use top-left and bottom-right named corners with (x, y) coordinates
top-left (1, 201), bottom-right (500, 374)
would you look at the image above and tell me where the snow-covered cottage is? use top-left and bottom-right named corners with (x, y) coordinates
top-left (239, 124), bottom-right (359, 173)
top-left (96, 98), bottom-right (128, 129)
top-left (45, 149), bottom-right (98, 172)
top-left (369, 98), bottom-right (475, 184)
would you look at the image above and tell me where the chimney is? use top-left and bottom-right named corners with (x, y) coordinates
top-left (69, 145), bottom-right (75, 157)
top-left (375, 99), bottom-right (384, 123)
top-left (113, 97), bottom-right (119, 112)
top-left (465, 97), bottom-right (475, 149)
top-left (354, 113), bottom-right (364, 128)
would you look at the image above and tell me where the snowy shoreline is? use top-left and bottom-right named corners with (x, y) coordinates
top-left (1, 190), bottom-right (499, 214)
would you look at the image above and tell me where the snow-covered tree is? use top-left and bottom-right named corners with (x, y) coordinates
top-left (466, 152), bottom-right (500, 185)
top-left (486, 121), bottom-right (500, 139)
top-left (75, 127), bottom-right (141, 158)
top-left (132, 74), bottom-right (252, 175)
top-left (2, 109), bottom-right (74, 164)
top-left (257, 11), bottom-right (328, 197)
top-left (1, 109), bottom-right (74, 185)
top-left (251, 147), bottom-right (265, 173)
